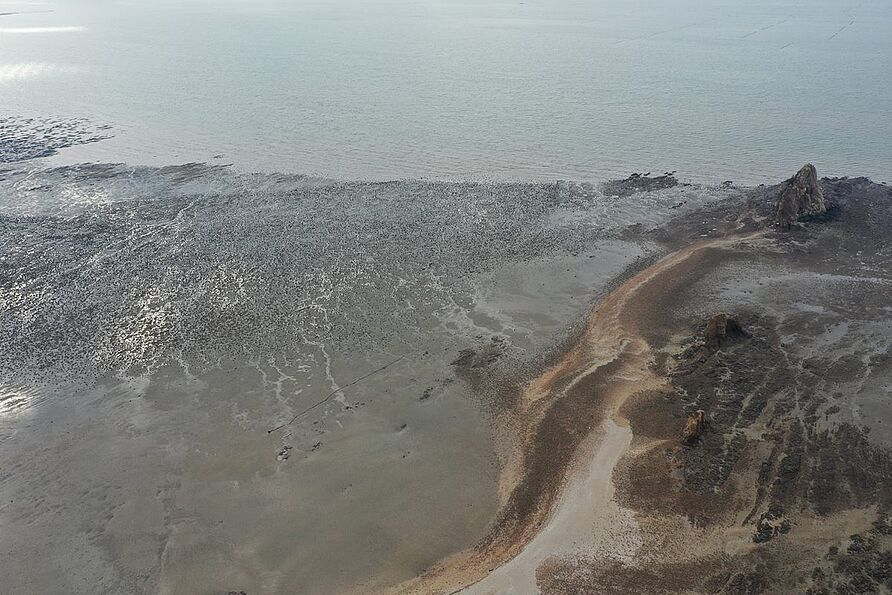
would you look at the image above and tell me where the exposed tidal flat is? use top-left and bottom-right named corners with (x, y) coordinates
top-left (0, 162), bottom-right (733, 593)
top-left (3, 161), bottom-right (892, 593)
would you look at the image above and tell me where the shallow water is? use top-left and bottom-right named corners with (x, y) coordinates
top-left (2, 0), bottom-right (891, 183)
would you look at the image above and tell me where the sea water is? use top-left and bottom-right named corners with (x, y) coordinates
top-left (2, 0), bottom-right (891, 183)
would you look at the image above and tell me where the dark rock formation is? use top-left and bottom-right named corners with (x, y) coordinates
top-left (776, 164), bottom-right (826, 227)
top-left (602, 172), bottom-right (678, 197)
top-left (682, 409), bottom-right (706, 445)
top-left (704, 313), bottom-right (748, 348)
top-left (752, 507), bottom-right (792, 543)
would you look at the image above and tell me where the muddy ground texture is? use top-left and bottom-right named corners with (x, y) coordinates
top-left (536, 176), bottom-right (892, 594)
top-left (397, 173), bottom-right (892, 595)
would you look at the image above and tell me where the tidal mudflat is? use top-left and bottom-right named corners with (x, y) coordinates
top-left (0, 161), bottom-right (736, 593)
top-left (3, 159), bottom-right (892, 594)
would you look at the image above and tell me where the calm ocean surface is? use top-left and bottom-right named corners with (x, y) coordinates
top-left (1, 0), bottom-right (890, 183)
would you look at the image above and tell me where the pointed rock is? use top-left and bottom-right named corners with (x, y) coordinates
top-left (776, 164), bottom-right (826, 227)
top-left (704, 313), bottom-right (748, 348)
top-left (682, 409), bottom-right (706, 445)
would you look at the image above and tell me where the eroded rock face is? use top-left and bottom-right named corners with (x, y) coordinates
top-left (682, 409), bottom-right (706, 445)
top-left (704, 313), bottom-right (748, 348)
top-left (776, 164), bottom-right (826, 227)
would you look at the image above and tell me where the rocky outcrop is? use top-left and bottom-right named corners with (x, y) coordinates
top-left (776, 164), bottom-right (826, 227)
top-left (602, 172), bottom-right (678, 197)
top-left (704, 313), bottom-right (748, 348)
top-left (682, 409), bottom-right (706, 445)
top-left (752, 508), bottom-right (792, 543)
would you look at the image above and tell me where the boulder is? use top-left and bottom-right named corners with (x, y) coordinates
top-left (704, 313), bottom-right (748, 347)
top-left (776, 164), bottom-right (826, 227)
top-left (682, 409), bottom-right (706, 445)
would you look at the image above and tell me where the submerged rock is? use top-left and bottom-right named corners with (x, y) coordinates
top-left (704, 313), bottom-right (748, 348)
top-left (682, 409), bottom-right (706, 445)
top-left (776, 164), bottom-right (826, 227)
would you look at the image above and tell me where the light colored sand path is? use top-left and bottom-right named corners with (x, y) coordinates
top-left (465, 419), bottom-right (638, 594)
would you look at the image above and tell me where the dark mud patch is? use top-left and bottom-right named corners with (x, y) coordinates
top-left (450, 337), bottom-right (508, 372)
top-left (0, 116), bottom-right (111, 163)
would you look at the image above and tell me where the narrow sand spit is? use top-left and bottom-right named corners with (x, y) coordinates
top-left (390, 231), bottom-right (764, 595)
top-left (465, 419), bottom-right (637, 594)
